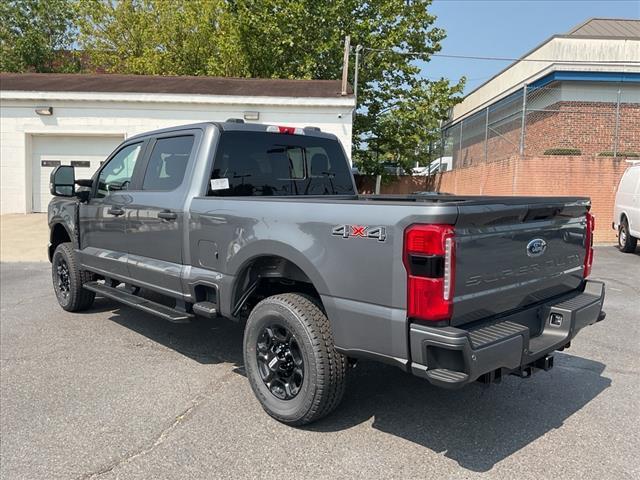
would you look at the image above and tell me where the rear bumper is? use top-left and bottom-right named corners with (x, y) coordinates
top-left (409, 280), bottom-right (605, 388)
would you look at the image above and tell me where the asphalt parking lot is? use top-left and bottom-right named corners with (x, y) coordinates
top-left (1, 247), bottom-right (638, 480)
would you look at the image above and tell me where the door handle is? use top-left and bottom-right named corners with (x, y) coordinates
top-left (157, 210), bottom-right (177, 221)
top-left (107, 207), bottom-right (125, 216)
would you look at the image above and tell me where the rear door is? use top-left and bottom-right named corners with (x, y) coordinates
top-left (124, 130), bottom-right (200, 297)
top-left (452, 199), bottom-right (589, 326)
top-left (79, 140), bottom-right (147, 278)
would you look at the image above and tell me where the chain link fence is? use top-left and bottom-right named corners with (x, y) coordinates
top-left (443, 82), bottom-right (640, 168)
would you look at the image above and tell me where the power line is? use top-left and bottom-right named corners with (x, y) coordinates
top-left (363, 47), bottom-right (640, 65)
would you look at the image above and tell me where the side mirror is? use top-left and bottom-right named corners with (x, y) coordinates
top-left (49, 165), bottom-right (75, 197)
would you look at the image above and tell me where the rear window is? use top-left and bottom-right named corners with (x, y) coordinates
top-left (209, 131), bottom-right (354, 196)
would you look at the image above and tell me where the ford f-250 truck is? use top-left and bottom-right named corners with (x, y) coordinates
top-left (48, 121), bottom-right (605, 425)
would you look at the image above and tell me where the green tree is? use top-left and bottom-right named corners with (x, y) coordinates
top-left (0, 0), bottom-right (79, 72)
top-left (227, 0), bottom-right (465, 173)
top-left (76, 0), bottom-right (248, 76)
top-left (2, 0), bottom-right (462, 170)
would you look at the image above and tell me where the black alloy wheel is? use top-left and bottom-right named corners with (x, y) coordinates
top-left (54, 256), bottom-right (71, 300)
top-left (256, 324), bottom-right (304, 400)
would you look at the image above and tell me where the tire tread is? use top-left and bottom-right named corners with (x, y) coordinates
top-left (53, 243), bottom-right (95, 312)
top-left (246, 292), bottom-right (347, 425)
top-left (619, 218), bottom-right (638, 253)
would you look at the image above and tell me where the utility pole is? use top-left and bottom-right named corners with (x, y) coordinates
top-left (352, 44), bottom-right (363, 123)
top-left (613, 88), bottom-right (621, 158)
top-left (353, 44), bottom-right (363, 101)
top-left (341, 35), bottom-right (351, 96)
top-left (519, 84), bottom-right (528, 155)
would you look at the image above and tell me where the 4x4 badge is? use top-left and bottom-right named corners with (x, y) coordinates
top-left (332, 224), bottom-right (387, 242)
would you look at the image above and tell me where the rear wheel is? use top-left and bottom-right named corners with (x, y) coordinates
top-left (243, 293), bottom-right (346, 426)
top-left (618, 219), bottom-right (638, 253)
top-left (52, 242), bottom-right (96, 311)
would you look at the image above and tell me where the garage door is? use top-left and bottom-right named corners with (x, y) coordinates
top-left (32, 135), bottom-right (124, 212)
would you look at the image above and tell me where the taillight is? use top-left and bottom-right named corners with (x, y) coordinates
top-left (584, 212), bottom-right (595, 278)
top-left (403, 224), bottom-right (455, 322)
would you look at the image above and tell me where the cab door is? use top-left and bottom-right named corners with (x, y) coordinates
top-left (124, 131), bottom-right (200, 296)
top-left (79, 140), bottom-right (147, 278)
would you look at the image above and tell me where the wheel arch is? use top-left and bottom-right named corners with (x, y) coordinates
top-left (48, 223), bottom-right (74, 262)
top-left (227, 241), bottom-right (329, 320)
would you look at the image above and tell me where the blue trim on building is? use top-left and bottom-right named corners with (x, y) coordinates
top-left (528, 71), bottom-right (640, 90)
top-left (445, 70), bottom-right (640, 128)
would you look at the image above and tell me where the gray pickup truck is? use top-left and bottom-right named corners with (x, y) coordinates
top-left (48, 121), bottom-right (605, 425)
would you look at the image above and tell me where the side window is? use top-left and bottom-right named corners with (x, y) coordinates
top-left (209, 132), bottom-right (355, 197)
top-left (95, 143), bottom-right (142, 198)
top-left (142, 136), bottom-right (194, 191)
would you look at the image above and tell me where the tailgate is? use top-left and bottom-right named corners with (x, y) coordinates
top-left (452, 199), bottom-right (590, 326)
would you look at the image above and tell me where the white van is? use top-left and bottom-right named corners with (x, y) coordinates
top-left (613, 163), bottom-right (640, 252)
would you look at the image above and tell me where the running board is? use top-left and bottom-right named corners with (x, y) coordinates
top-left (192, 301), bottom-right (218, 318)
top-left (84, 281), bottom-right (193, 323)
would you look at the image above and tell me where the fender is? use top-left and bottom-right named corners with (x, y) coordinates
top-left (48, 198), bottom-right (80, 261)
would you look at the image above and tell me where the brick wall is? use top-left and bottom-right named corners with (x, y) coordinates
top-left (524, 101), bottom-right (640, 156)
top-left (356, 155), bottom-right (631, 243)
top-left (451, 100), bottom-right (640, 166)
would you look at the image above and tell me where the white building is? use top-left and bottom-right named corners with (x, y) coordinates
top-left (449, 18), bottom-right (640, 124)
top-left (441, 18), bottom-right (640, 168)
top-left (0, 73), bottom-right (355, 213)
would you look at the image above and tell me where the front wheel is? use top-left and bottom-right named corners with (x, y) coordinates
top-left (52, 242), bottom-right (95, 311)
top-left (243, 293), bottom-right (347, 426)
top-left (618, 219), bottom-right (638, 253)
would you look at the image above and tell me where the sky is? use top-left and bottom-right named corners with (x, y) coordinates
top-left (424, 0), bottom-right (640, 93)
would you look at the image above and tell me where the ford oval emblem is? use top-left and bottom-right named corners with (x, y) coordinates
top-left (527, 238), bottom-right (547, 257)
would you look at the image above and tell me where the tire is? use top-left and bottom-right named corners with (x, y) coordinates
top-left (52, 242), bottom-right (96, 312)
top-left (243, 293), bottom-right (347, 426)
top-left (618, 218), bottom-right (638, 253)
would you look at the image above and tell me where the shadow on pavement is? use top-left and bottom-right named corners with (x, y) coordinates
top-left (311, 354), bottom-right (610, 472)
top-left (92, 297), bottom-right (245, 367)
top-left (95, 296), bottom-right (610, 473)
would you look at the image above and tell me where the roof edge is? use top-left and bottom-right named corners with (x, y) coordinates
top-left (459, 34), bottom-right (639, 102)
top-left (567, 17), bottom-right (640, 35)
top-left (0, 72), bottom-right (354, 98)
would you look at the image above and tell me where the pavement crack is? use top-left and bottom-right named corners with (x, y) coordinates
top-left (76, 389), bottom-right (211, 479)
top-left (76, 371), bottom-right (238, 479)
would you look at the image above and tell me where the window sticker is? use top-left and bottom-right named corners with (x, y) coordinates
top-left (210, 178), bottom-right (230, 191)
